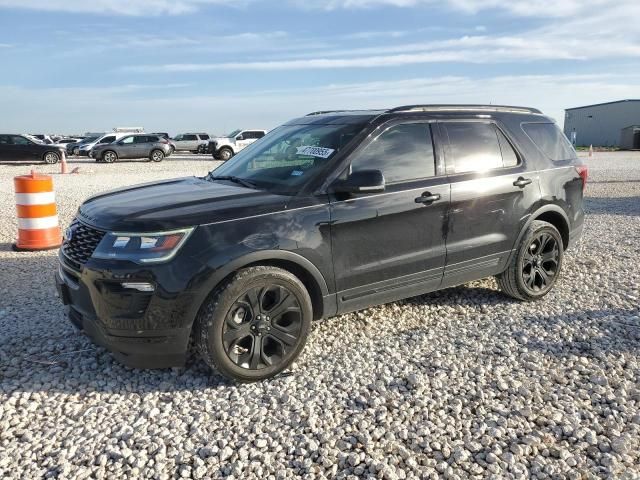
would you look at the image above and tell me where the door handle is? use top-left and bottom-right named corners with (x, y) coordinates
top-left (513, 177), bottom-right (532, 188)
top-left (415, 192), bottom-right (441, 204)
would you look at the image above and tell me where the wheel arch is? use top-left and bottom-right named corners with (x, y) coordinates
top-left (513, 204), bottom-right (570, 251)
top-left (196, 250), bottom-right (330, 322)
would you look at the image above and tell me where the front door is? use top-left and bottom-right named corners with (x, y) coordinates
top-left (438, 120), bottom-right (540, 287)
top-left (117, 136), bottom-right (137, 158)
top-left (330, 120), bottom-right (450, 313)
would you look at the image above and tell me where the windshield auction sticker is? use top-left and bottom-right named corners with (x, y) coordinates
top-left (296, 146), bottom-right (335, 158)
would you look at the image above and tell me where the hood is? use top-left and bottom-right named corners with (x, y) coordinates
top-left (77, 176), bottom-right (289, 232)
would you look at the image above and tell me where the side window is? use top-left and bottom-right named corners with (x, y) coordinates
top-left (522, 123), bottom-right (576, 161)
top-left (443, 122), bottom-right (503, 173)
top-left (496, 128), bottom-right (519, 167)
top-left (184, 134), bottom-right (197, 141)
top-left (199, 134), bottom-right (210, 140)
top-left (120, 136), bottom-right (135, 144)
top-left (255, 131), bottom-right (266, 138)
top-left (350, 123), bottom-right (436, 183)
top-left (0, 135), bottom-right (11, 144)
top-left (12, 135), bottom-right (31, 145)
top-left (100, 136), bottom-right (116, 144)
top-left (174, 134), bottom-right (183, 141)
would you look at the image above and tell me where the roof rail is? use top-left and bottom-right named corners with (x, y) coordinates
top-left (388, 104), bottom-right (542, 114)
top-left (306, 109), bottom-right (375, 116)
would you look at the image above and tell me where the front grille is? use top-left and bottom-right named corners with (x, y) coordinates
top-left (61, 220), bottom-right (106, 266)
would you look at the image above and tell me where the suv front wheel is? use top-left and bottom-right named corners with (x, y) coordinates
top-left (194, 266), bottom-right (312, 382)
top-left (497, 220), bottom-right (564, 301)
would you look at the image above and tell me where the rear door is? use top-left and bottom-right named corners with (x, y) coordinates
top-left (330, 120), bottom-right (450, 313)
top-left (439, 120), bottom-right (540, 287)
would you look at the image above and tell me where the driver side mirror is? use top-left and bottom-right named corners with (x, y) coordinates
top-left (331, 169), bottom-right (385, 194)
top-left (236, 135), bottom-right (244, 141)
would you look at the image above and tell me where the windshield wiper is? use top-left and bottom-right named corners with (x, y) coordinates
top-left (206, 175), bottom-right (258, 189)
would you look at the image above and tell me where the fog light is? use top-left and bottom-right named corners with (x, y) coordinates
top-left (121, 282), bottom-right (155, 292)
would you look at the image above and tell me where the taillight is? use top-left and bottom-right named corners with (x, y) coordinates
top-left (576, 165), bottom-right (588, 192)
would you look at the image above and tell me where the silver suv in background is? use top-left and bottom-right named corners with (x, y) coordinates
top-left (207, 129), bottom-right (267, 160)
top-left (90, 134), bottom-right (172, 163)
top-left (171, 133), bottom-right (210, 153)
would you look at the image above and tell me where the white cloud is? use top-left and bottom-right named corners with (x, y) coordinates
top-left (295, 0), bottom-right (627, 18)
top-left (1, 73), bottom-right (639, 133)
top-left (0, 0), bottom-right (241, 16)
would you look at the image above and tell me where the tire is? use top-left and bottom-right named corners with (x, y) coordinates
top-left (150, 149), bottom-right (165, 162)
top-left (43, 151), bottom-right (60, 164)
top-left (496, 220), bottom-right (564, 301)
top-left (218, 147), bottom-right (233, 161)
top-left (102, 150), bottom-right (118, 163)
top-left (194, 266), bottom-right (312, 382)
top-left (72, 147), bottom-right (79, 156)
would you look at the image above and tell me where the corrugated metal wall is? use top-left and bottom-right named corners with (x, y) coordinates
top-left (563, 100), bottom-right (640, 147)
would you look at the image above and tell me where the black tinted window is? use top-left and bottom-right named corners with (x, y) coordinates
top-left (255, 131), bottom-right (266, 138)
top-left (351, 123), bottom-right (435, 183)
top-left (199, 134), bottom-right (210, 140)
top-left (522, 123), bottom-right (576, 161)
top-left (100, 136), bottom-right (116, 144)
top-left (183, 134), bottom-right (197, 141)
top-left (12, 135), bottom-right (31, 145)
top-left (496, 129), bottom-right (519, 167)
top-left (444, 122), bottom-right (503, 173)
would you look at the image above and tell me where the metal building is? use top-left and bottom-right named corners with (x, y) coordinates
top-left (563, 99), bottom-right (640, 147)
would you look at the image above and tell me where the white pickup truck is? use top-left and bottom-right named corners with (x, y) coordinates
top-left (206, 129), bottom-right (267, 160)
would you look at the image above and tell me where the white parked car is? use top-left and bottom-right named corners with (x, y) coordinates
top-left (171, 133), bottom-right (210, 153)
top-left (206, 129), bottom-right (267, 161)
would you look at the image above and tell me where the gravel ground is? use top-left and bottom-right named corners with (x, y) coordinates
top-left (0, 152), bottom-right (639, 479)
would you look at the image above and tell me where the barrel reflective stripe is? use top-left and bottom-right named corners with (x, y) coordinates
top-left (15, 191), bottom-right (56, 205)
top-left (18, 216), bottom-right (60, 229)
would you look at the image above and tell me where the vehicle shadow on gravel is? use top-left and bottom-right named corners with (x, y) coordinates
top-left (585, 196), bottom-right (640, 216)
top-left (518, 307), bottom-right (640, 357)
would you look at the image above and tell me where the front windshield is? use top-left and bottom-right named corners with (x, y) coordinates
top-left (82, 136), bottom-right (99, 143)
top-left (208, 122), bottom-right (364, 194)
top-left (226, 129), bottom-right (242, 138)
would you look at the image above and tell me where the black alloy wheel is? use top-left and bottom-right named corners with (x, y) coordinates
top-left (223, 285), bottom-right (303, 370)
top-left (195, 266), bottom-right (312, 382)
top-left (521, 232), bottom-right (560, 294)
top-left (496, 220), bottom-right (564, 301)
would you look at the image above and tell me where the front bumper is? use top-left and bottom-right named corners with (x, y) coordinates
top-left (55, 254), bottom-right (195, 368)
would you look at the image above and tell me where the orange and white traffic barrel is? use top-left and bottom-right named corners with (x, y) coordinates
top-left (13, 171), bottom-right (62, 251)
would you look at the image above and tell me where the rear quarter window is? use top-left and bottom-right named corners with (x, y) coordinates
top-left (522, 123), bottom-right (576, 162)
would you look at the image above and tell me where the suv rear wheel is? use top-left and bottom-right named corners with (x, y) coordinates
top-left (194, 266), bottom-right (312, 382)
top-left (150, 149), bottom-right (165, 162)
top-left (497, 220), bottom-right (563, 301)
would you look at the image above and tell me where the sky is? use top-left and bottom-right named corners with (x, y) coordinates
top-left (0, 0), bottom-right (639, 135)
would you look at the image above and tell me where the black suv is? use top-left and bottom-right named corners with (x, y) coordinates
top-left (56, 105), bottom-right (586, 382)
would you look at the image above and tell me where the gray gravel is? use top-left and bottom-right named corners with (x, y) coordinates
top-left (1, 152), bottom-right (639, 479)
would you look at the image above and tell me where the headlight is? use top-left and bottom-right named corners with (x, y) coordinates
top-left (92, 227), bottom-right (194, 263)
